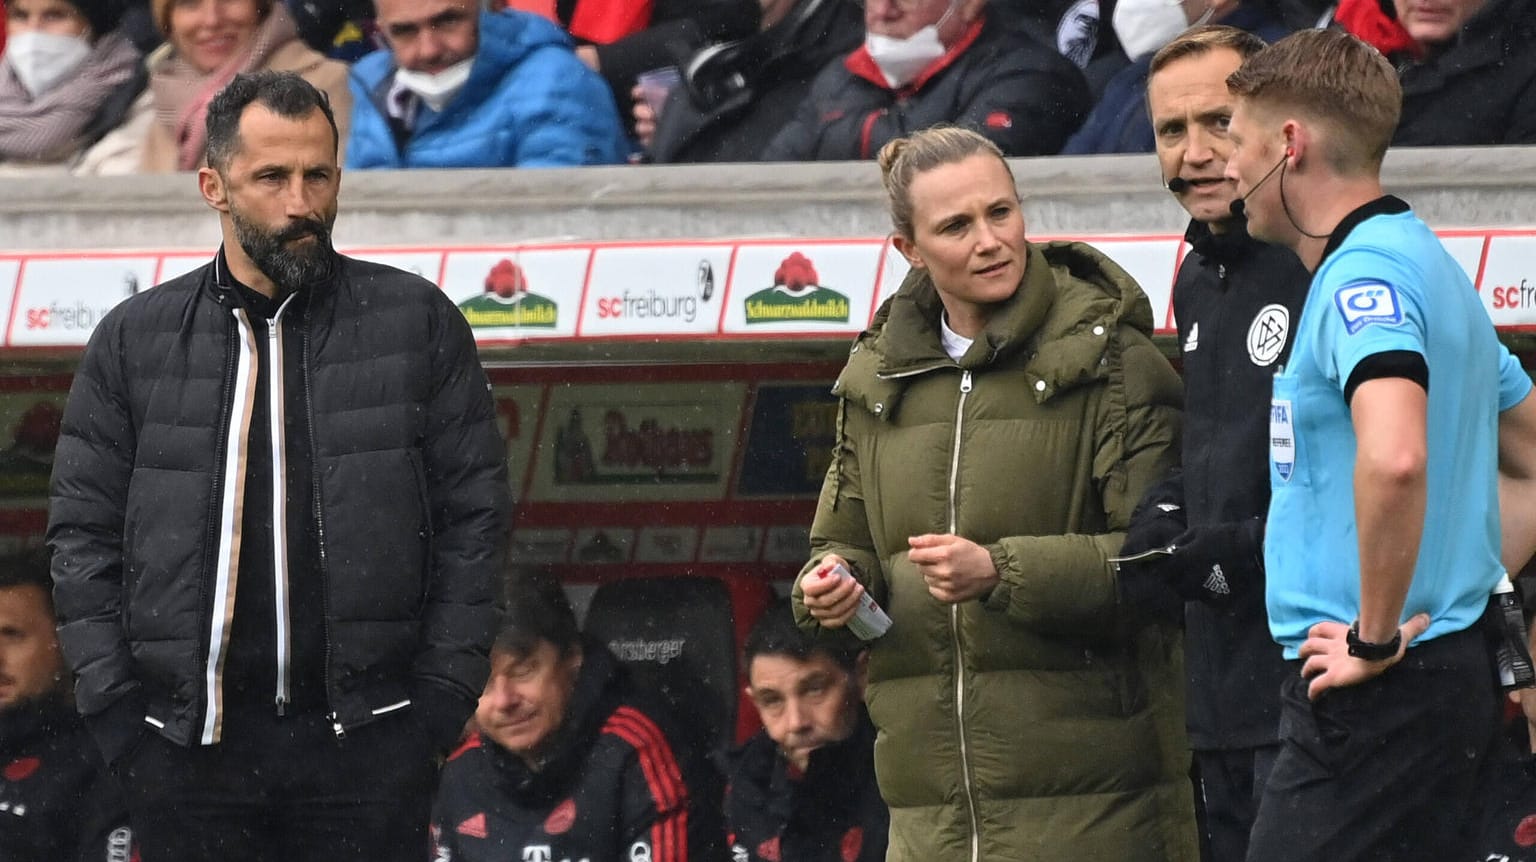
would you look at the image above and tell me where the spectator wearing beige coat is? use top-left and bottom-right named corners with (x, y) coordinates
top-left (78, 0), bottom-right (349, 173)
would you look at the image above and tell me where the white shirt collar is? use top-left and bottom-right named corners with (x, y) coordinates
top-left (940, 313), bottom-right (973, 362)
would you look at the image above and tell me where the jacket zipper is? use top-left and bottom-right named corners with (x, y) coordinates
top-left (1203, 263), bottom-right (1229, 522)
top-left (267, 294), bottom-right (298, 716)
top-left (200, 307), bottom-right (259, 745)
top-left (1196, 268), bottom-right (1230, 732)
top-left (297, 298), bottom-right (342, 739)
top-left (193, 309), bottom-right (241, 743)
top-left (946, 369), bottom-right (981, 862)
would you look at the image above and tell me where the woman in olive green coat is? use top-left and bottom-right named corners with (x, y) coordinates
top-left (796, 127), bottom-right (1198, 862)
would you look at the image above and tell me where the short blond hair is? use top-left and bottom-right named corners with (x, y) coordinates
top-left (877, 126), bottom-right (1012, 239)
top-left (1149, 24), bottom-right (1266, 78)
top-left (1225, 28), bottom-right (1401, 173)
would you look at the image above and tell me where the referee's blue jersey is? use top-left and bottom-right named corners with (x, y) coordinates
top-left (1265, 205), bottom-right (1511, 658)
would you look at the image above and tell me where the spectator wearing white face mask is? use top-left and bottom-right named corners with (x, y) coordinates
top-left (0, 0), bottom-right (142, 173)
top-left (347, 0), bottom-right (628, 169)
top-left (759, 0), bottom-right (1089, 161)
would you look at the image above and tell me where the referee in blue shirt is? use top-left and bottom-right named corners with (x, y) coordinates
top-left (1221, 29), bottom-right (1524, 862)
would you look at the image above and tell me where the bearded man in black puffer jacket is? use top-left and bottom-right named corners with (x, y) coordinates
top-left (48, 70), bottom-right (509, 862)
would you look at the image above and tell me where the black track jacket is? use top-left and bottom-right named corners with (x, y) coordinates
top-left (431, 641), bottom-right (725, 862)
top-left (1171, 218), bottom-right (1309, 750)
top-left (724, 710), bottom-right (887, 862)
top-left (0, 695), bottom-right (131, 862)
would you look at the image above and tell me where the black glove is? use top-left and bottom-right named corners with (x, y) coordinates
top-left (1116, 472), bottom-right (1188, 623)
top-left (1120, 469), bottom-right (1187, 556)
top-left (1152, 518), bottom-right (1266, 605)
top-left (1120, 503), bottom-right (1186, 558)
top-left (1117, 561), bottom-right (1184, 624)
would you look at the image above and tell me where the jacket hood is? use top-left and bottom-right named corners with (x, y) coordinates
top-left (833, 240), bottom-right (1154, 419)
top-left (466, 10), bottom-right (574, 85)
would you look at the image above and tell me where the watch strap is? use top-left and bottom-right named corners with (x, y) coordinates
top-left (1346, 620), bottom-right (1401, 661)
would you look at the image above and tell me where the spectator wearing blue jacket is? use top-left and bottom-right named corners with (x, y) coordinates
top-left (348, 0), bottom-right (628, 169)
top-left (1062, 0), bottom-right (1292, 155)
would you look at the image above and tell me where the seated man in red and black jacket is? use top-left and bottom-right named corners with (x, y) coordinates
top-left (726, 601), bottom-right (886, 862)
top-left (758, 0), bottom-right (1088, 160)
top-left (0, 551), bottom-right (132, 862)
top-left (431, 572), bottom-right (725, 862)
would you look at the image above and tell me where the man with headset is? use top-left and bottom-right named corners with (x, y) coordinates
top-left (1221, 29), bottom-right (1533, 861)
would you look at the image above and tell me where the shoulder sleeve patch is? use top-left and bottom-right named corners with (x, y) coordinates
top-left (1333, 281), bottom-right (1403, 335)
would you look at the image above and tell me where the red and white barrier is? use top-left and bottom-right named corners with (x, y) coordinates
top-left (3, 229), bottom-right (1533, 349)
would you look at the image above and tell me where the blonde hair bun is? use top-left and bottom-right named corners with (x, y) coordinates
top-left (878, 126), bottom-right (1011, 239)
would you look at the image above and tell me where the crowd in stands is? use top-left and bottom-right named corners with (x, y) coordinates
top-left (2, 0), bottom-right (1534, 175)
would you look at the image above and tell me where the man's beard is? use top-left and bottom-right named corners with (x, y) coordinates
top-left (232, 209), bottom-right (337, 291)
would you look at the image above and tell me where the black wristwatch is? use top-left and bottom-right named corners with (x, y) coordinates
top-left (1346, 620), bottom-right (1401, 661)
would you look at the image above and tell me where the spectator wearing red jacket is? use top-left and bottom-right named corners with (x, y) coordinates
top-left (1327, 0), bottom-right (1414, 54)
top-left (1333, 0), bottom-right (1536, 145)
top-left (760, 0), bottom-right (1089, 160)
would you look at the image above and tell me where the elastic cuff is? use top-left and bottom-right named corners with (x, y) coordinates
top-left (982, 579), bottom-right (1012, 613)
top-left (1241, 516), bottom-right (1266, 571)
top-left (84, 692), bottom-right (148, 767)
top-left (982, 544), bottom-right (1014, 612)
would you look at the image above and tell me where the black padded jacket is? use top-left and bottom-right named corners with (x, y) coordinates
top-left (48, 252), bottom-right (510, 763)
top-left (759, 13), bottom-right (1088, 160)
top-left (1391, 0), bottom-right (1536, 146)
top-left (724, 710), bottom-right (887, 862)
top-left (1168, 219), bottom-right (1308, 750)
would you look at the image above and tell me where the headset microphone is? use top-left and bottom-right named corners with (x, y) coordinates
top-left (1165, 176), bottom-right (1191, 194)
top-left (1228, 152), bottom-right (1289, 219)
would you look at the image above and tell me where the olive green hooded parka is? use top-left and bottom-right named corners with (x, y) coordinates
top-left (794, 240), bottom-right (1197, 862)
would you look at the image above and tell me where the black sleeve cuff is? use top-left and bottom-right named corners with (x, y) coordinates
top-left (1344, 350), bottom-right (1428, 404)
top-left (411, 682), bottom-right (477, 756)
top-left (1236, 515), bottom-right (1266, 579)
top-left (83, 691), bottom-right (148, 767)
